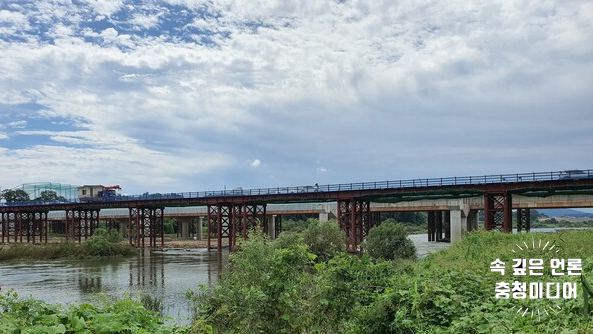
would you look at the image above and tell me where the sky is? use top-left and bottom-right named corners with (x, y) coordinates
top-left (0, 0), bottom-right (592, 196)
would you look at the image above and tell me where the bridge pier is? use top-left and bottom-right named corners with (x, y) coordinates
top-left (516, 208), bottom-right (531, 232)
top-left (197, 217), bottom-right (203, 240)
top-left (449, 203), bottom-right (470, 243)
top-left (207, 203), bottom-right (267, 252)
top-left (128, 207), bottom-right (164, 248)
top-left (66, 209), bottom-right (100, 242)
top-left (338, 199), bottom-right (371, 251)
top-left (1, 211), bottom-right (48, 244)
top-left (484, 192), bottom-right (512, 232)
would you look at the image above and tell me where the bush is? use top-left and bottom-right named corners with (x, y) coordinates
top-left (363, 221), bottom-right (416, 260)
top-left (93, 227), bottom-right (122, 243)
top-left (195, 232), bottom-right (316, 333)
top-left (273, 231), bottom-right (304, 249)
top-left (303, 220), bottom-right (346, 261)
top-left (83, 235), bottom-right (113, 256)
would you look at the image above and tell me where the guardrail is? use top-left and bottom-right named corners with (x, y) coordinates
top-left (1, 169), bottom-right (591, 207)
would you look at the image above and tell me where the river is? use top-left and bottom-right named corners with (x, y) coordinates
top-left (0, 249), bottom-right (227, 324)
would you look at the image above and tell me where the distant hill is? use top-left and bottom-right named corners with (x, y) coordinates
top-left (536, 209), bottom-right (593, 218)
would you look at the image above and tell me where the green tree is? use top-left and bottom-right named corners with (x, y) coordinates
top-left (34, 190), bottom-right (66, 201)
top-left (1, 189), bottom-right (30, 202)
top-left (303, 219), bottom-right (346, 261)
top-left (381, 212), bottom-right (425, 225)
top-left (363, 221), bottom-right (416, 260)
top-left (164, 218), bottom-right (177, 234)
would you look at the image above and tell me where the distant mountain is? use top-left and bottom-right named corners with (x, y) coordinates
top-left (536, 209), bottom-right (593, 218)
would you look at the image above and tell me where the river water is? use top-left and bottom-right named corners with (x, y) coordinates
top-left (0, 249), bottom-right (228, 324)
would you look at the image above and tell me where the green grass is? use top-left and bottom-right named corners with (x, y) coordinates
top-left (0, 240), bottom-right (136, 261)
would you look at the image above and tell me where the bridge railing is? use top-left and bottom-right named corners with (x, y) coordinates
top-left (1, 169), bottom-right (591, 207)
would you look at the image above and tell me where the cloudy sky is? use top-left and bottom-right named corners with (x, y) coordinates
top-left (0, 0), bottom-right (591, 195)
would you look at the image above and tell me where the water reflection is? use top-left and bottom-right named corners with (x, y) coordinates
top-left (0, 249), bottom-right (227, 323)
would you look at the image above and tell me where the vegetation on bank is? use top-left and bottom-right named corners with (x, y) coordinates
top-left (0, 228), bottom-right (135, 261)
top-left (0, 291), bottom-right (183, 334)
top-left (189, 225), bottom-right (593, 333)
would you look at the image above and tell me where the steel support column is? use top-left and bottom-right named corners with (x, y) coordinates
top-left (435, 211), bottom-right (443, 241)
top-left (22, 211), bottom-right (48, 244)
top-left (66, 209), bottom-right (100, 242)
top-left (484, 192), bottom-right (513, 232)
top-left (274, 215), bottom-right (282, 238)
top-left (207, 202), bottom-right (267, 252)
top-left (129, 207), bottom-right (164, 248)
top-left (517, 208), bottom-right (531, 232)
top-left (1, 211), bottom-right (47, 244)
top-left (444, 211), bottom-right (451, 241)
top-left (427, 211), bottom-right (436, 242)
top-left (1, 212), bottom-right (18, 243)
top-left (338, 199), bottom-right (370, 251)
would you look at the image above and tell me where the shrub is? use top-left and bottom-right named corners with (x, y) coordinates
top-left (195, 232), bottom-right (316, 333)
top-left (363, 221), bottom-right (416, 260)
top-left (93, 227), bottom-right (123, 243)
top-left (83, 235), bottom-right (113, 256)
top-left (303, 220), bottom-right (346, 261)
top-left (273, 231), bottom-right (304, 249)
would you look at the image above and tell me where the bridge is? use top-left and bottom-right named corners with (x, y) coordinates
top-left (1, 169), bottom-right (592, 251)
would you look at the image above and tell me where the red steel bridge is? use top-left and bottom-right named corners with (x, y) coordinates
top-left (1, 169), bottom-right (592, 251)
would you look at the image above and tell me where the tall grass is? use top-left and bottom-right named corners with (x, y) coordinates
top-left (0, 238), bottom-right (136, 261)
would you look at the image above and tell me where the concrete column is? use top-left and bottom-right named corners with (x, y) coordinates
top-left (450, 203), bottom-right (470, 243)
top-left (319, 212), bottom-right (329, 222)
top-left (197, 217), bottom-right (203, 240)
top-left (450, 210), bottom-right (463, 243)
top-left (466, 209), bottom-right (478, 232)
top-left (118, 219), bottom-right (128, 239)
top-left (267, 215), bottom-right (276, 240)
top-left (181, 220), bottom-right (190, 239)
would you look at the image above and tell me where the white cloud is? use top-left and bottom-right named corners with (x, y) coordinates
top-left (0, 0), bottom-right (591, 193)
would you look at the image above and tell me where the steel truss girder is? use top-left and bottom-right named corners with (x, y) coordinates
top-left (484, 192), bottom-right (512, 232)
top-left (207, 203), bottom-right (267, 252)
top-left (66, 209), bottom-right (100, 242)
top-left (1, 211), bottom-right (48, 244)
top-left (128, 207), bottom-right (164, 248)
top-left (516, 208), bottom-right (531, 232)
top-left (337, 199), bottom-right (370, 251)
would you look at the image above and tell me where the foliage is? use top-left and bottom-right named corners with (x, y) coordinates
top-left (139, 293), bottom-right (165, 316)
top-left (302, 219), bottom-right (345, 261)
top-left (1, 189), bottom-right (30, 202)
top-left (194, 231), bottom-right (316, 333)
top-left (0, 290), bottom-right (186, 334)
top-left (381, 211), bottom-right (426, 225)
top-left (363, 220), bottom-right (417, 260)
top-left (280, 218), bottom-right (311, 233)
top-left (191, 229), bottom-right (593, 333)
top-left (0, 232), bottom-right (134, 261)
top-left (83, 228), bottom-right (132, 257)
top-left (164, 218), bottom-right (177, 234)
top-left (93, 227), bottom-right (123, 243)
top-left (34, 190), bottom-right (66, 201)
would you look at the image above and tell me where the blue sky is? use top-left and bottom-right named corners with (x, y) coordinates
top-left (0, 0), bottom-right (592, 196)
